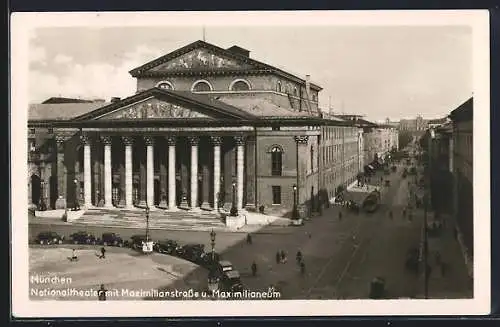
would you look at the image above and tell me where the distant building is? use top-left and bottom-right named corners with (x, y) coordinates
top-left (399, 115), bottom-right (429, 132)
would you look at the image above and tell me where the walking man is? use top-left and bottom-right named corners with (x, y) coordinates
top-left (251, 261), bottom-right (257, 277)
top-left (99, 247), bottom-right (106, 259)
top-left (246, 233), bottom-right (253, 245)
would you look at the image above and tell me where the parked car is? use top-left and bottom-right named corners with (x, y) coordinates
top-left (153, 239), bottom-right (179, 255)
top-left (35, 231), bottom-right (65, 245)
top-left (101, 232), bottom-right (125, 247)
top-left (178, 243), bottom-right (205, 263)
top-left (214, 260), bottom-right (234, 277)
top-left (130, 234), bottom-right (148, 250)
top-left (70, 231), bottom-right (97, 245)
top-left (220, 270), bottom-right (244, 292)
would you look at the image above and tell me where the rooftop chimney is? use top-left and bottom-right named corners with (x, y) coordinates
top-left (110, 97), bottom-right (121, 103)
top-left (227, 45), bottom-right (250, 58)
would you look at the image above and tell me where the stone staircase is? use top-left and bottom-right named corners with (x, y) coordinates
top-left (73, 208), bottom-right (226, 231)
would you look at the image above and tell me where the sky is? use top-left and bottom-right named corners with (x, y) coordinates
top-left (28, 25), bottom-right (472, 122)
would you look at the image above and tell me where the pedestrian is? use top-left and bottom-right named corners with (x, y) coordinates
top-left (300, 261), bottom-right (306, 275)
top-left (251, 261), bottom-right (257, 277)
top-left (246, 233), bottom-right (253, 245)
top-left (296, 250), bottom-right (303, 265)
top-left (402, 208), bottom-right (406, 218)
top-left (338, 211), bottom-right (343, 221)
top-left (389, 210), bottom-right (393, 220)
top-left (99, 247), bottom-right (106, 259)
top-left (276, 251), bottom-right (281, 264)
top-left (98, 284), bottom-right (107, 301)
top-left (71, 249), bottom-right (78, 261)
top-left (280, 250), bottom-right (287, 264)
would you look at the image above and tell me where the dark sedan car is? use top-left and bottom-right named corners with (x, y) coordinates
top-left (35, 231), bottom-right (65, 245)
top-left (70, 231), bottom-right (97, 245)
top-left (101, 233), bottom-right (125, 247)
top-left (177, 243), bottom-right (205, 263)
top-left (130, 234), bottom-right (148, 250)
top-left (153, 239), bottom-right (179, 255)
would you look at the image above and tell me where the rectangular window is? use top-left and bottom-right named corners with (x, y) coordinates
top-left (272, 126), bottom-right (280, 131)
top-left (271, 151), bottom-right (282, 176)
top-left (29, 128), bottom-right (35, 134)
top-left (47, 127), bottom-right (54, 134)
top-left (272, 186), bottom-right (281, 205)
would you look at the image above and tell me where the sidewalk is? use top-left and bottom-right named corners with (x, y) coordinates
top-left (417, 213), bottom-right (473, 298)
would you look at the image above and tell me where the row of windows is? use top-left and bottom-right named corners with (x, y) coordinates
top-left (156, 79), bottom-right (252, 92)
top-left (157, 79), bottom-right (318, 102)
top-left (322, 127), bottom-right (357, 141)
top-left (275, 82), bottom-right (318, 102)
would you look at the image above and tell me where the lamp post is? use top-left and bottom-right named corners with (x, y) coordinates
top-left (230, 181), bottom-right (238, 216)
top-left (210, 229), bottom-right (216, 261)
top-left (145, 205), bottom-right (150, 242)
top-left (292, 184), bottom-right (298, 220)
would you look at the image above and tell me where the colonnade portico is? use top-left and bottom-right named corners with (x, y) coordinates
top-left (78, 132), bottom-right (246, 211)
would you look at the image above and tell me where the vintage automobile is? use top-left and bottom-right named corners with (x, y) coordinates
top-left (101, 232), bottom-right (125, 247)
top-left (214, 260), bottom-right (234, 277)
top-left (70, 231), bottom-right (97, 245)
top-left (129, 234), bottom-right (148, 250)
top-left (35, 231), bottom-right (65, 245)
top-left (177, 243), bottom-right (206, 263)
top-left (153, 239), bottom-right (179, 255)
top-left (220, 270), bottom-right (244, 292)
top-left (362, 192), bottom-right (380, 213)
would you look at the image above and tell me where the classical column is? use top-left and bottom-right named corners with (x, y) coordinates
top-left (81, 133), bottom-right (92, 208)
top-left (188, 136), bottom-right (199, 209)
top-left (235, 135), bottom-right (245, 210)
top-left (167, 136), bottom-right (177, 210)
top-left (55, 135), bottom-right (67, 209)
top-left (145, 136), bottom-right (155, 208)
top-left (101, 135), bottom-right (113, 208)
top-left (295, 135), bottom-right (309, 217)
top-left (245, 137), bottom-right (257, 210)
top-left (122, 136), bottom-right (134, 209)
top-left (158, 138), bottom-right (168, 209)
top-left (138, 141), bottom-right (147, 207)
top-left (92, 139), bottom-right (101, 206)
top-left (211, 136), bottom-right (222, 210)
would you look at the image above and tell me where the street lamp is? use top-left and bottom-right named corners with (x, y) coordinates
top-left (145, 205), bottom-right (150, 242)
top-left (210, 229), bottom-right (216, 261)
top-left (292, 184), bottom-right (299, 220)
top-left (230, 181), bottom-right (238, 216)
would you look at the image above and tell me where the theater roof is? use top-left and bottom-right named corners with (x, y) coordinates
top-left (129, 40), bottom-right (323, 91)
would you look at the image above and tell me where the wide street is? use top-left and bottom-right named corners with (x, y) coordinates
top-left (30, 163), bottom-right (431, 300)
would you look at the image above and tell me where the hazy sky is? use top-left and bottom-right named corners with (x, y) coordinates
top-left (28, 25), bottom-right (472, 122)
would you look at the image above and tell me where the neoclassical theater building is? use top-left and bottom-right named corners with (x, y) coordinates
top-left (28, 40), bottom-right (360, 220)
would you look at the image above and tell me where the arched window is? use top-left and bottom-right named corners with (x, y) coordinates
top-left (270, 145), bottom-right (283, 176)
top-left (276, 81), bottom-right (282, 93)
top-left (230, 79), bottom-right (251, 91)
top-left (156, 81), bottom-right (174, 90)
top-left (191, 80), bottom-right (213, 92)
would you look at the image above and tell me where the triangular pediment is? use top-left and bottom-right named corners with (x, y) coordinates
top-left (129, 41), bottom-right (264, 76)
top-left (150, 48), bottom-right (254, 72)
top-left (95, 97), bottom-right (214, 120)
top-left (72, 88), bottom-right (256, 121)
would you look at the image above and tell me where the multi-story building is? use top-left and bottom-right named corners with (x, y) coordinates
top-left (425, 97), bottom-right (473, 279)
top-left (450, 97), bottom-right (473, 278)
top-left (27, 40), bottom-right (357, 222)
top-left (399, 115), bottom-right (430, 132)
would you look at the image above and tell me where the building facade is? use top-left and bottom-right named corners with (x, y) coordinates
top-left (27, 40), bottom-right (358, 220)
top-left (450, 98), bottom-right (473, 278)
